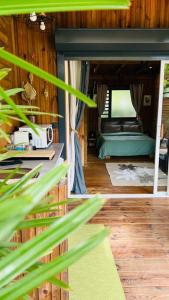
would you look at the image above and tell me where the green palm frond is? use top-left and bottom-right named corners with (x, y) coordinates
top-left (0, 0), bottom-right (131, 15)
top-left (0, 0), bottom-right (122, 296)
top-left (0, 48), bottom-right (96, 108)
top-left (0, 229), bottom-right (108, 300)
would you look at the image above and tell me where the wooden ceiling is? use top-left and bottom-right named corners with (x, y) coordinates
top-left (90, 61), bottom-right (160, 80)
top-left (88, 60), bottom-right (161, 91)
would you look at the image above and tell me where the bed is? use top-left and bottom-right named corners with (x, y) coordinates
top-left (97, 132), bottom-right (155, 159)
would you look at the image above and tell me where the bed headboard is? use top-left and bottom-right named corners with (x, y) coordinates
top-left (101, 120), bottom-right (142, 133)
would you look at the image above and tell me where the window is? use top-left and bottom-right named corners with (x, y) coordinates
top-left (101, 90), bottom-right (110, 118)
top-left (111, 90), bottom-right (136, 118)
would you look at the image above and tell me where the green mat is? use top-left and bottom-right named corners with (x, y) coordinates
top-left (68, 224), bottom-right (125, 300)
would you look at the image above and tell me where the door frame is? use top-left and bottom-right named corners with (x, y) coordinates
top-left (64, 58), bottom-right (169, 199)
top-left (154, 60), bottom-right (169, 196)
top-left (55, 29), bottom-right (169, 198)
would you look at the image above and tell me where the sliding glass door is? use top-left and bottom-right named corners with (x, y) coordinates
top-left (65, 59), bottom-right (169, 198)
top-left (154, 61), bottom-right (169, 196)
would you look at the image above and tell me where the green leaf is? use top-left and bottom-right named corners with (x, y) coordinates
top-left (0, 167), bottom-right (23, 186)
top-left (0, 88), bottom-right (23, 100)
top-left (28, 261), bottom-right (71, 290)
top-left (0, 164), bottom-right (42, 201)
top-left (22, 296), bottom-right (31, 300)
top-left (0, 196), bottom-right (105, 288)
top-left (0, 242), bottom-right (19, 248)
top-left (0, 0), bottom-right (131, 15)
top-left (0, 228), bottom-right (108, 300)
top-left (0, 164), bottom-right (68, 217)
top-left (0, 68), bottom-right (11, 80)
top-left (0, 248), bottom-right (10, 257)
top-left (0, 151), bottom-right (23, 162)
top-left (30, 198), bottom-right (82, 214)
top-left (21, 163), bottom-right (68, 204)
top-left (0, 48), bottom-right (96, 108)
top-left (0, 128), bottom-right (10, 142)
top-left (0, 86), bottom-right (38, 134)
top-left (1, 104), bottom-right (39, 110)
top-left (0, 169), bottom-right (25, 175)
top-left (0, 163), bottom-right (69, 242)
top-left (17, 216), bottom-right (60, 229)
top-left (49, 278), bottom-right (70, 290)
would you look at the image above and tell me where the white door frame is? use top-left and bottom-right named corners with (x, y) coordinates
top-left (153, 60), bottom-right (164, 194)
top-left (153, 60), bottom-right (169, 197)
top-left (65, 59), bottom-right (169, 199)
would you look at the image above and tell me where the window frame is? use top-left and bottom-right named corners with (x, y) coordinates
top-left (110, 88), bottom-right (136, 119)
top-left (101, 88), bottom-right (137, 121)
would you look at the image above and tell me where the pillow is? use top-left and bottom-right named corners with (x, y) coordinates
top-left (122, 124), bottom-right (141, 132)
top-left (101, 122), bottom-right (121, 133)
top-left (110, 120), bottom-right (121, 125)
top-left (122, 120), bottom-right (138, 125)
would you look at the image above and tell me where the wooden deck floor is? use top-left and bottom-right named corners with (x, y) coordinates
top-left (79, 152), bottom-right (169, 298)
top-left (90, 197), bottom-right (169, 299)
top-left (84, 151), bottom-right (154, 194)
top-left (69, 197), bottom-right (169, 299)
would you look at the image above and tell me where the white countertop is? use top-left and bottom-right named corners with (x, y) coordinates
top-left (1, 143), bottom-right (64, 179)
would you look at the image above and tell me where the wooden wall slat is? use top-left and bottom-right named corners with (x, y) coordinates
top-left (12, 182), bottom-right (67, 300)
top-left (53, 1), bottom-right (169, 28)
top-left (8, 17), bottom-right (58, 139)
top-left (0, 16), bottom-right (20, 147)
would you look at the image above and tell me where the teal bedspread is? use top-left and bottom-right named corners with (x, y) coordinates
top-left (97, 132), bottom-right (155, 159)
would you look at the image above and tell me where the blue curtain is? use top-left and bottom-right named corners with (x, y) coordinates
top-left (72, 62), bottom-right (90, 194)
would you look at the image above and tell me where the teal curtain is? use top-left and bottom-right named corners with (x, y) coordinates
top-left (72, 62), bottom-right (89, 194)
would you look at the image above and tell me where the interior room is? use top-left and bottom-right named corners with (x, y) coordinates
top-left (84, 60), bottom-right (161, 194)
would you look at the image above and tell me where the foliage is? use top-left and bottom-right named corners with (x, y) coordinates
top-left (0, 0), bottom-right (131, 15)
top-left (164, 64), bottom-right (169, 88)
top-left (0, 68), bottom-right (108, 299)
top-left (0, 49), bottom-right (96, 109)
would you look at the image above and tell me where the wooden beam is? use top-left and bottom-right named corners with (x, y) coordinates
top-left (90, 61), bottom-right (142, 65)
top-left (115, 63), bottom-right (127, 74)
top-left (90, 74), bottom-right (157, 80)
top-left (135, 62), bottom-right (147, 74)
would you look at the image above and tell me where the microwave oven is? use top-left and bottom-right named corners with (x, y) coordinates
top-left (19, 124), bottom-right (53, 148)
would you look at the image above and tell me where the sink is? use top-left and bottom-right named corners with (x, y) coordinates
top-left (0, 168), bottom-right (39, 179)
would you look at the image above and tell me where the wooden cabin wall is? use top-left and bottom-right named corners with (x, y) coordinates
top-left (0, 17), bottom-right (17, 88)
top-left (12, 17), bottom-right (59, 142)
top-left (0, 16), bottom-right (59, 144)
top-left (54, 0), bottom-right (169, 28)
top-left (1, 0), bottom-right (169, 147)
top-left (0, 16), bottom-right (19, 147)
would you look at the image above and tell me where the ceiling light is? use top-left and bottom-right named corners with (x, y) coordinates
top-left (40, 21), bottom-right (45, 31)
top-left (30, 12), bottom-right (37, 22)
top-left (16, 13), bottom-right (53, 31)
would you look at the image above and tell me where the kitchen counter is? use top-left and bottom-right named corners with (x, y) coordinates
top-left (21, 143), bottom-right (64, 177)
top-left (1, 143), bottom-right (64, 179)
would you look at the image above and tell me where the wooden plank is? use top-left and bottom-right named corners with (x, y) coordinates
top-left (6, 149), bottom-right (56, 160)
top-left (120, 272), bottom-right (169, 287)
top-left (124, 287), bottom-right (169, 298)
top-left (116, 258), bottom-right (169, 272)
top-left (81, 195), bottom-right (169, 299)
